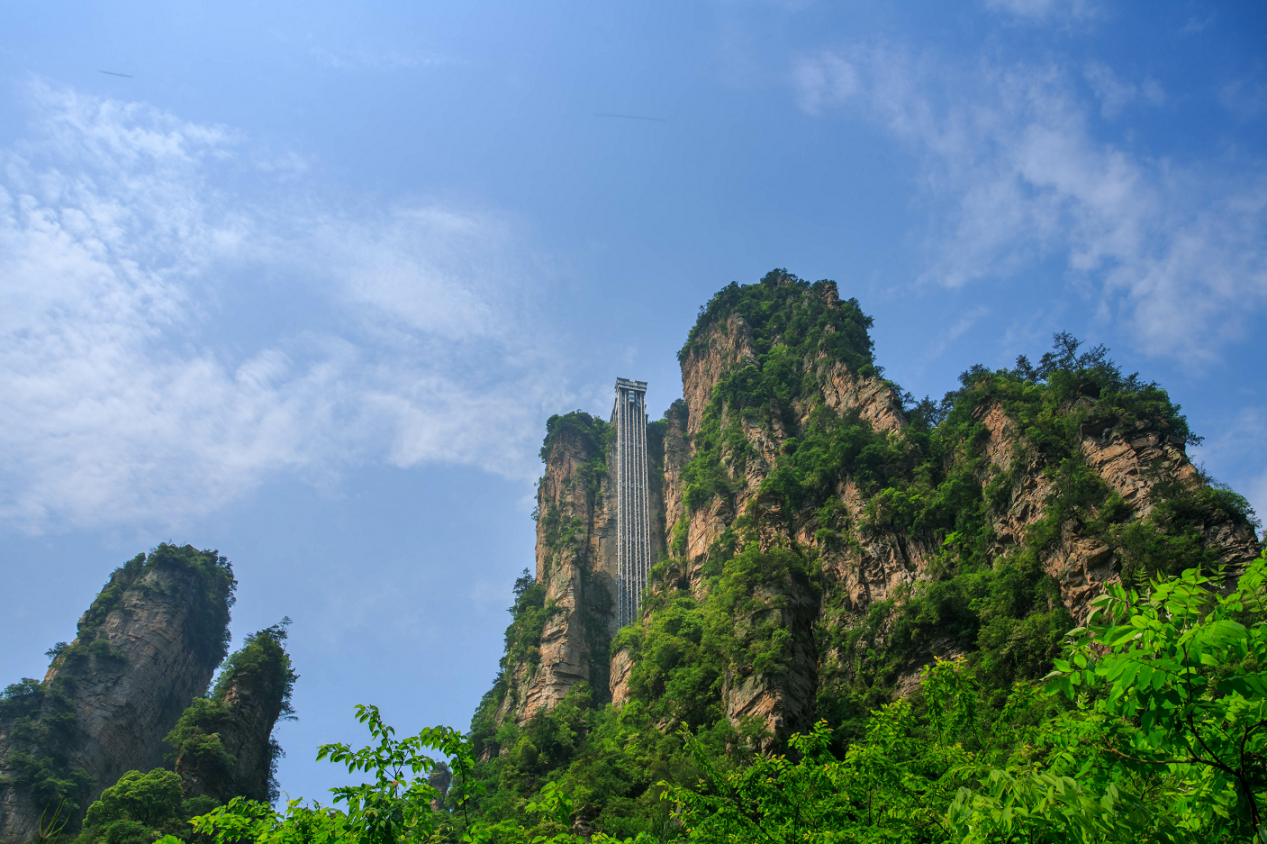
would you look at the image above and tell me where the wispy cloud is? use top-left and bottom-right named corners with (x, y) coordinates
top-left (1180, 15), bottom-right (1214, 35)
top-left (982, 0), bottom-right (1098, 23)
top-left (1082, 61), bottom-right (1164, 119)
top-left (0, 80), bottom-right (568, 532)
top-left (792, 45), bottom-right (1267, 366)
top-left (923, 305), bottom-right (991, 364)
top-left (309, 46), bottom-right (454, 72)
top-left (1219, 64), bottom-right (1267, 121)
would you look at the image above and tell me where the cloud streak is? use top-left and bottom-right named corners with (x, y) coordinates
top-left (982, 0), bottom-right (1098, 23)
top-left (792, 45), bottom-right (1267, 365)
top-left (0, 80), bottom-right (568, 532)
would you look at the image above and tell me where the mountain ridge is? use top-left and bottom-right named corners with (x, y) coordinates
top-left (473, 268), bottom-right (1261, 759)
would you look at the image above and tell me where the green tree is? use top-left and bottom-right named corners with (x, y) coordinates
top-left (75, 769), bottom-right (216, 844)
top-left (950, 549), bottom-right (1267, 841)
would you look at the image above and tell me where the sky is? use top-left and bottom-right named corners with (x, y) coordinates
top-left (1, 0), bottom-right (1265, 803)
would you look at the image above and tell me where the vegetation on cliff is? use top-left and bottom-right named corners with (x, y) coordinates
top-left (71, 770), bottom-right (218, 844)
top-left (439, 271), bottom-right (1262, 838)
top-left (62, 623), bottom-right (297, 844)
top-left (165, 621), bottom-right (297, 804)
top-left (0, 546), bottom-right (304, 844)
top-left (0, 679), bottom-right (92, 824)
top-left (181, 548), bottom-right (1267, 842)
top-left (663, 272), bottom-right (1258, 732)
top-left (9, 274), bottom-right (1264, 843)
top-left (70, 545), bottom-right (237, 668)
top-left (0, 545), bottom-right (237, 830)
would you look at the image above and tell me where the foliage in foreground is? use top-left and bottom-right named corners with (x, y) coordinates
top-left (170, 550), bottom-right (1267, 843)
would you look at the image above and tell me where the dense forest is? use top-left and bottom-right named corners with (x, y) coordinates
top-left (4, 272), bottom-right (1264, 843)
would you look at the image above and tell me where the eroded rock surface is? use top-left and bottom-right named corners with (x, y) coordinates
top-left (172, 625), bottom-right (294, 806)
top-left (0, 546), bottom-right (234, 841)
top-left (496, 272), bottom-right (1262, 757)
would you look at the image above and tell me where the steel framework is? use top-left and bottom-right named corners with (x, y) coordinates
top-left (613, 377), bottom-right (651, 628)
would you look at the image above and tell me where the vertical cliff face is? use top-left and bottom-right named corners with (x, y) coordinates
top-left (668, 274), bottom-right (907, 740)
top-left (634, 271), bottom-right (1258, 746)
top-left (481, 269), bottom-right (1262, 758)
top-left (0, 544), bottom-right (235, 841)
top-left (170, 623), bottom-right (297, 805)
top-left (977, 396), bottom-right (1261, 622)
top-left (481, 405), bottom-right (668, 732)
top-left (518, 412), bottom-right (615, 724)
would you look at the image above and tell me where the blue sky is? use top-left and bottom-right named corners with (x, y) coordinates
top-left (1, 0), bottom-right (1265, 802)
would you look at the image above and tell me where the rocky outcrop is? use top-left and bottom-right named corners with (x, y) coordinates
top-left (497, 270), bottom-right (1263, 755)
top-left (976, 400), bottom-right (1103, 615)
top-left (1080, 421), bottom-right (1259, 576)
top-left (171, 623), bottom-right (296, 805)
top-left (502, 408), bottom-right (669, 726)
top-left (514, 425), bottom-right (613, 723)
top-left (814, 480), bottom-right (931, 613)
top-left (0, 545), bottom-right (235, 841)
top-left (680, 312), bottom-right (758, 439)
top-left (814, 356), bottom-right (907, 436)
top-left (607, 648), bottom-right (635, 708)
top-left (977, 399), bottom-right (1261, 621)
top-left (721, 575), bottom-right (819, 747)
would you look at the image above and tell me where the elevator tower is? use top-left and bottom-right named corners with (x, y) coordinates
top-left (613, 377), bottom-right (651, 628)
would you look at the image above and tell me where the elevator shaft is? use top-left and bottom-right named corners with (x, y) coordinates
top-left (613, 378), bottom-right (650, 628)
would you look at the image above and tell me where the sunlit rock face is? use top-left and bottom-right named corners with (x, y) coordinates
top-left (488, 270), bottom-right (1262, 751)
top-left (499, 410), bottom-right (657, 726)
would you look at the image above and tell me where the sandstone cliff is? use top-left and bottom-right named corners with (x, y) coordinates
top-left (170, 622), bottom-right (296, 805)
top-left (0, 545), bottom-right (235, 841)
top-left (478, 410), bottom-right (666, 736)
top-left (480, 269), bottom-right (1262, 756)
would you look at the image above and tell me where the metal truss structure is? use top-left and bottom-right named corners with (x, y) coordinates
top-left (613, 377), bottom-right (651, 628)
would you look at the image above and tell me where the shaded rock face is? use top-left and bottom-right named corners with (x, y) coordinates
top-left (0, 546), bottom-right (234, 842)
top-left (427, 763), bottom-right (452, 813)
top-left (51, 566), bottom-right (222, 789)
top-left (813, 479), bottom-right (933, 614)
top-left (207, 680), bottom-right (276, 801)
top-left (661, 400), bottom-right (692, 557)
top-left (721, 574), bottom-right (820, 747)
top-left (171, 626), bottom-right (294, 806)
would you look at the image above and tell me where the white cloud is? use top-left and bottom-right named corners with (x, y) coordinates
top-left (792, 46), bottom-right (1267, 365)
top-left (1219, 66), bottom-right (1267, 121)
top-left (0, 80), bottom-right (569, 532)
top-left (983, 0), bottom-right (1098, 22)
top-left (792, 51), bottom-right (858, 115)
top-left (1082, 61), bottom-right (1164, 119)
